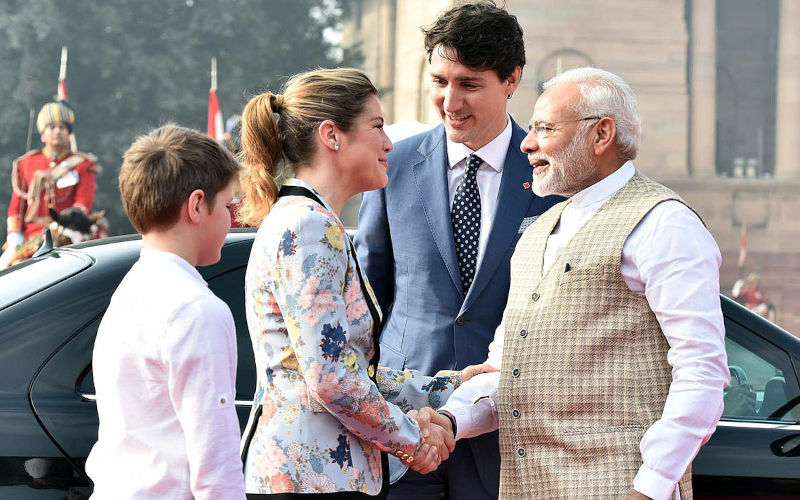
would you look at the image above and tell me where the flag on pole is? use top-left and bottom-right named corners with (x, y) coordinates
top-left (57, 46), bottom-right (78, 152)
top-left (207, 57), bottom-right (244, 227)
top-left (738, 224), bottom-right (747, 268)
top-left (58, 47), bottom-right (69, 100)
top-left (207, 57), bottom-right (225, 141)
top-left (57, 79), bottom-right (68, 101)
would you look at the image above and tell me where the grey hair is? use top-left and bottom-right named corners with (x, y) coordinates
top-left (543, 67), bottom-right (641, 160)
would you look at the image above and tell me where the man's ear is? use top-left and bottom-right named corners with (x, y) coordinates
top-left (318, 119), bottom-right (340, 152)
top-left (186, 189), bottom-right (206, 224)
top-left (504, 66), bottom-right (523, 96)
top-left (593, 117), bottom-right (617, 156)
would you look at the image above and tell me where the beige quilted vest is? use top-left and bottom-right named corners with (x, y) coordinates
top-left (496, 173), bottom-right (693, 499)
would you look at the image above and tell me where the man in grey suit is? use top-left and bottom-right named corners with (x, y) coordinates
top-left (355, 3), bottom-right (561, 499)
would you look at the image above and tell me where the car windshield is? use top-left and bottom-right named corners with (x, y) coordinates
top-left (0, 250), bottom-right (91, 310)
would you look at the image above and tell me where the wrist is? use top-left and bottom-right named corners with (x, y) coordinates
top-left (437, 410), bottom-right (457, 439)
top-left (6, 232), bottom-right (24, 247)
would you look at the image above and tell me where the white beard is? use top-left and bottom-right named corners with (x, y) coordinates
top-left (531, 132), bottom-right (595, 198)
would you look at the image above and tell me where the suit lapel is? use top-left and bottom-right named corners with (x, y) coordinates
top-left (462, 122), bottom-right (533, 311)
top-left (411, 125), bottom-right (463, 295)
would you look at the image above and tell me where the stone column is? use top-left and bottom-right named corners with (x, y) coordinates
top-left (775, 0), bottom-right (800, 179)
top-left (690, 0), bottom-right (716, 177)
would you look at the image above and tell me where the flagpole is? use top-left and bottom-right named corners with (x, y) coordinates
top-left (211, 57), bottom-right (218, 93)
top-left (26, 109), bottom-right (35, 152)
top-left (58, 46), bottom-right (78, 152)
top-left (207, 57), bottom-right (224, 140)
top-left (58, 46), bottom-right (68, 84)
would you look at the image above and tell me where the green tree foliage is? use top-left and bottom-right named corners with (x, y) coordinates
top-left (0, 0), bottom-right (360, 237)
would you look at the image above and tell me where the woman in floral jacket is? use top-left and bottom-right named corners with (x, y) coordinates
top-left (236, 69), bottom-right (465, 499)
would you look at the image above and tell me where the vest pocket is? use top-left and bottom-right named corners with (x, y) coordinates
top-left (558, 263), bottom-right (610, 285)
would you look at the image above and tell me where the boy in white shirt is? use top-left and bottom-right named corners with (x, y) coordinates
top-left (86, 124), bottom-right (246, 499)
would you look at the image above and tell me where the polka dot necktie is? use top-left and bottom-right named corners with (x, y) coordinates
top-left (451, 154), bottom-right (482, 293)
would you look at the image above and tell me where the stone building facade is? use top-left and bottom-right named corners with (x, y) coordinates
top-left (341, 0), bottom-right (800, 335)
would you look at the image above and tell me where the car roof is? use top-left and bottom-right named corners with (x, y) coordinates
top-left (0, 231), bottom-right (257, 311)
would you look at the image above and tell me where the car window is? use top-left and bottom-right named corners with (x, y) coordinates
top-left (723, 325), bottom-right (800, 422)
top-left (0, 251), bottom-right (91, 310)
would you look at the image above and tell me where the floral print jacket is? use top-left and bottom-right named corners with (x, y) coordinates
top-left (242, 179), bottom-right (461, 495)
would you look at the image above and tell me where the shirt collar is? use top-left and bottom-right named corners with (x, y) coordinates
top-left (283, 177), bottom-right (336, 213)
top-left (446, 115), bottom-right (512, 173)
top-left (570, 160), bottom-right (635, 209)
top-left (41, 147), bottom-right (71, 161)
top-left (139, 248), bottom-right (206, 286)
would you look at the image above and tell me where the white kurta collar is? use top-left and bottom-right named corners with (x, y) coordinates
top-left (570, 160), bottom-right (635, 209)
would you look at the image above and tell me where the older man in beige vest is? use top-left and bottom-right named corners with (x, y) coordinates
top-left (423, 68), bottom-right (730, 500)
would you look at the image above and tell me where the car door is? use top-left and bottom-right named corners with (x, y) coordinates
top-left (693, 304), bottom-right (800, 499)
top-left (29, 238), bottom-right (258, 471)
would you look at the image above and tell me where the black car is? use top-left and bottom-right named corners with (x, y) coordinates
top-left (1, 233), bottom-right (799, 499)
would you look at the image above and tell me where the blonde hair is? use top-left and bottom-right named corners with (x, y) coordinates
top-left (237, 68), bottom-right (377, 226)
top-left (120, 123), bottom-right (239, 233)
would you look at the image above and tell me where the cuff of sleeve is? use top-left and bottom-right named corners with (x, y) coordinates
top-left (633, 465), bottom-right (677, 500)
top-left (440, 395), bottom-right (498, 441)
top-left (7, 217), bottom-right (20, 233)
top-left (442, 403), bottom-right (475, 441)
top-left (436, 409), bottom-right (458, 439)
top-left (392, 449), bottom-right (415, 464)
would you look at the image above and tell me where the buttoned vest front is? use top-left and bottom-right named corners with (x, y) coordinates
top-left (496, 173), bottom-right (693, 499)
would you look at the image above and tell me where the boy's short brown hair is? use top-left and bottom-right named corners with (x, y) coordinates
top-left (120, 124), bottom-right (239, 233)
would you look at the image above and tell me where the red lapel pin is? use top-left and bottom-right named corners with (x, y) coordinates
top-left (523, 182), bottom-right (531, 189)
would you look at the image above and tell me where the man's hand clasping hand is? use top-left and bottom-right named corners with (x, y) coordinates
top-left (405, 408), bottom-right (456, 474)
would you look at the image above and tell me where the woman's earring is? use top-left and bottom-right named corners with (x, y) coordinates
top-left (334, 143), bottom-right (340, 151)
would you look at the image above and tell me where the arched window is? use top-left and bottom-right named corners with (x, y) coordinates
top-left (536, 48), bottom-right (593, 93)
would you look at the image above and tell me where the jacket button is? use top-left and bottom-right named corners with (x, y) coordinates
top-left (512, 409), bottom-right (521, 419)
top-left (519, 329), bottom-right (527, 338)
top-left (456, 316), bottom-right (465, 326)
top-left (531, 293), bottom-right (540, 301)
top-left (512, 368), bottom-right (520, 378)
top-left (517, 447), bottom-right (526, 457)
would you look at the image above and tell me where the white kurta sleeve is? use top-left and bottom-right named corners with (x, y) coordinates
top-left (623, 202), bottom-right (730, 500)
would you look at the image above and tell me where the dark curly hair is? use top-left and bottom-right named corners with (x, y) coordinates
top-left (423, 1), bottom-right (525, 81)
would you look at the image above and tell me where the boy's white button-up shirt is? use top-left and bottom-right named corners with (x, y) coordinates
top-left (86, 249), bottom-right (245, 499)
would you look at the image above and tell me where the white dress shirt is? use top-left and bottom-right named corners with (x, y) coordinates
top-left (440, 162), bottom-right (729, 500)
top-left (446, 117), bottom-right (512, 271)
top-left (86, 249), bottom-right (246, 500)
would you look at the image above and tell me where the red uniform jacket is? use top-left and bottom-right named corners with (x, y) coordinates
top-left (7, 150), bottom-right (97, 239)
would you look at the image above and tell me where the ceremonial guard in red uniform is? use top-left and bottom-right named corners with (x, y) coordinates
top-left (3, 102), bottom-right (98, 265)
top-left (732, 272), bottom-right (769, 316)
